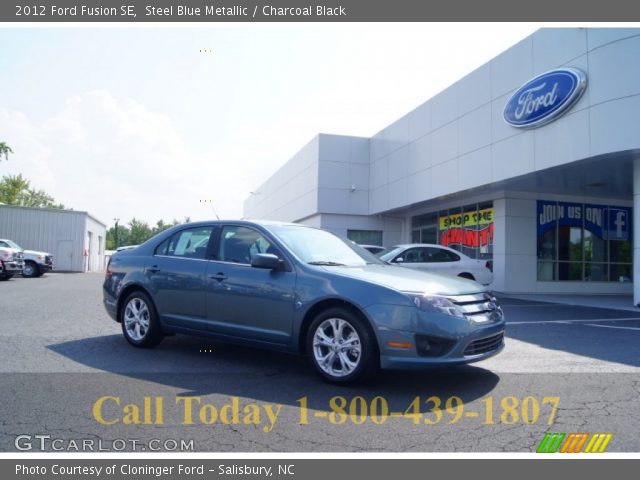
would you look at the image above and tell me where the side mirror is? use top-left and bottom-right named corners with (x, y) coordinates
top-left (395, 257), bottom-right (404, 263)
top-left (251, 253), bottom-right (283, 270)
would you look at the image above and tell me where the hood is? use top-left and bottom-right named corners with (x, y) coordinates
top-left (24, 249), bottom-right (51, 256)
top-left (319, 263), bottom-right (488, 296)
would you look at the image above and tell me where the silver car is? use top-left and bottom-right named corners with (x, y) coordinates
top-left (379, 244), bottom-right (494, 285)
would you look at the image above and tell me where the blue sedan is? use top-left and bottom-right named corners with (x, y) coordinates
top-left (103, 220), bottom-right (505, 384)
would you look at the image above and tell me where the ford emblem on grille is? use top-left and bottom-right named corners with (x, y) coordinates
top-left (503, 68), bottom-right (587, 129)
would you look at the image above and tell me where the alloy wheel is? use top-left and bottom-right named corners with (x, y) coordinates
top-left (312, 318), bottom-right (362, 377)
top-left (123, 297), bottom-right (151, 341)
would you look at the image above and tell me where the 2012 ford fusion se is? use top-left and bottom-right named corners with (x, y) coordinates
top-left (103, 220), bottom-right (505, 384)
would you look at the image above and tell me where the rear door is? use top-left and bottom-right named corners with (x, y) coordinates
top-left (146, 225), bottom-right (215, 331)
top-left (422, 246), bottom-right (462, 275)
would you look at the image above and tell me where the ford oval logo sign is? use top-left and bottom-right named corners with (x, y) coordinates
top-left (503, 68), bottom-right (587, 129)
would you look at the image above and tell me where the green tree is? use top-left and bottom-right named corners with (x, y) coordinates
top-left (106, 217), bottom-right (189, 250)
top-left (128, 218), bottom-right (152, 245)
top-left (0, 142), bottom-right (12, 161)
top-left (106, 224), bottom-right (130, 250)
top-left (0, 174), bottom-right (65, 208)
top-left (0, 174), bottom-right (29, 203)
top-left (152, 219), bottom-right (170, 236)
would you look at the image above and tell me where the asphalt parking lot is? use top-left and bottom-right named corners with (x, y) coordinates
top-left (1, 273), bottom-right (639, 452)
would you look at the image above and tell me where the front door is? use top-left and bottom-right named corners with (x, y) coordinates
top-left (205, 225), bottom-right (296, 345)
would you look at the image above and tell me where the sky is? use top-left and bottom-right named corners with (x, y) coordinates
top-left (0, 24), bottom-right (538, 227)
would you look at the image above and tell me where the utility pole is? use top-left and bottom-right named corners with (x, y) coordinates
top-left (114, 218), bottom-right (120, 249)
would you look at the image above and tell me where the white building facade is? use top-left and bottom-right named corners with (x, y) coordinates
top-left (0, 205), bottom-right (107, 272)
top-left (244, 28), bottom-right (640, 301)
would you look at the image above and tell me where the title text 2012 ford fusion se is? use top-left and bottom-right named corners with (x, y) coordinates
top-left (103, 221), bottom-right (505, 383)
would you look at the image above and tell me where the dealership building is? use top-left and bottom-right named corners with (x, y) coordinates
top-left (244, 28), bottom-right (640, 302)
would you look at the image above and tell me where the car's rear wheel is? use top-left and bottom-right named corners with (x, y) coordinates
top-left (22, 261), bottom-right (37, 278)
top-left (120, 291), bottom-right (164, 348)
top-left (306, 307), bottom-right (377, 384)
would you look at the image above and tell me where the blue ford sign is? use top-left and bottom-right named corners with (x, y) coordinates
top-left (503, 68), bottom-right (587, 129)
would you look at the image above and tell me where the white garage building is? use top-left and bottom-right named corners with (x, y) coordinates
top-left (0, 204), bottom-right (107, 272)
top-left (244, 28), bottom-right (640, 303)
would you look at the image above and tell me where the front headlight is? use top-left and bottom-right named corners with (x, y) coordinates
top-left (409, 294), bottom-right (466, 319)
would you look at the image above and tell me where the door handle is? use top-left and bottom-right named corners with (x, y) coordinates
top-left (209, 272), bottom-right (228, 281)
top-left (147, 265), bottom-right (160, 274)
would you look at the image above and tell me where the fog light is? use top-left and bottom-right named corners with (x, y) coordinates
top-left (415, 335), bottom-right (455, 357)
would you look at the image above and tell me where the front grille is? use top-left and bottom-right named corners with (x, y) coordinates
top-left (446, 292), bottom-right (502, 323)
top-left (45, 255), bottom-right (53, 265)
top-left (464, 332), bottom-right (504, 356)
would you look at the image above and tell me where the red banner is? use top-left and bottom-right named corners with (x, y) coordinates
top-left (440, 224), bottom-right (494, 248)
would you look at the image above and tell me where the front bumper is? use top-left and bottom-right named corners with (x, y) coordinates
top-left (1, 260), bottom-right (24, 274)
top-left (38, 262), bottom-right (54, 273)
top-left (365, 300), bottom-right (506, 370)
top-left (379, 326), bottom-right (505, 369)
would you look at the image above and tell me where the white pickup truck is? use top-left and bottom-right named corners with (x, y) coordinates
top-left (0, 239), bottom-right (53, 278)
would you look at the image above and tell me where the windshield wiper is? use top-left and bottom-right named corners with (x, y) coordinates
top-left (308, 261), bottom-right (347, 266)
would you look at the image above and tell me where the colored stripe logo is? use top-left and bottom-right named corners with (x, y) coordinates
top-left (537, 433), bottom-right (612, 453)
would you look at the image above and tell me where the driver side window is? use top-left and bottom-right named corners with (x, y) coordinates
top-left (398, 248), bottom-right (425, 263)
top-left (218, 226), bottom-right (281, 264)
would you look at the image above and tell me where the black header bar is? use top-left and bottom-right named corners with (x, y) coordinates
top-left (3, 0), bottom-right (640, 22)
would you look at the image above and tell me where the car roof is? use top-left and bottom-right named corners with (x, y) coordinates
top-left (243, 219), bottom-right (307, 228)
top-left (163, 219), bottom-right (310, 229)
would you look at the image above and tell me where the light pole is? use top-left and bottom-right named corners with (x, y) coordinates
top-left (113, 218), bottom-right (120, 250)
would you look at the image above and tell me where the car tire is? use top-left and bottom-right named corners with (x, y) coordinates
top-left (120, 291), bottom-right (164, 348)
top-left (306, 307), bottom-right (378, 384)
top-left (22, 261), bottom-right (37, 278)
top-left (0, 274), bottom-right (13, 281)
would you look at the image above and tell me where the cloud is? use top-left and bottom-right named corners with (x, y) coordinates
top-left (0, 90), bottom-right (248, 226)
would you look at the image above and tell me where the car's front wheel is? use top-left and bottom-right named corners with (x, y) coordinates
top-left (22, 261), bottom-right (38, 278)
top-left (306, 307), bottom-right (378, 384)
top-left (120, 291), bottom-right (164, 348)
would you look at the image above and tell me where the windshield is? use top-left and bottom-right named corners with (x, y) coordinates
top-left (270, 226), bottom-right (384, 267)
top-left (379, 246), bottom-right (404, 262)
top-left (1, 239), bottom-right (23, 250)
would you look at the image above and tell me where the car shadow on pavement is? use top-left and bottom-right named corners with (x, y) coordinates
top-left (500, 297), bottom-right (640, 367)
top-left (47, 334), bottom-right (500, 412)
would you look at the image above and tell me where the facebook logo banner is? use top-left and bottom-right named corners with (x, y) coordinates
top-left (607, 207), bottom-right (631, 241)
